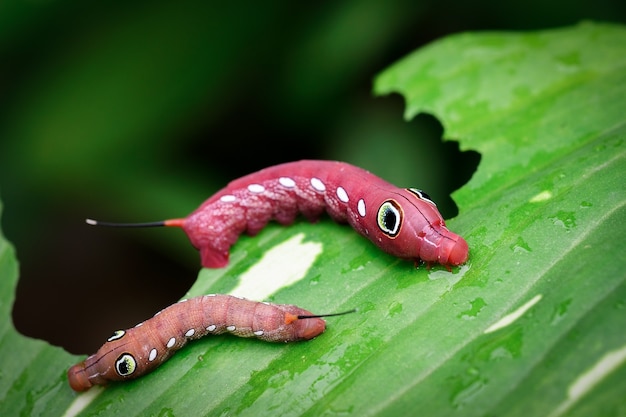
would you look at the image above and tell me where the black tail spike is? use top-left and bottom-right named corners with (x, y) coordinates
top-left (85, 218), bottom-right (186, 228)
top-left (298, 308), bottom-right (357, 320)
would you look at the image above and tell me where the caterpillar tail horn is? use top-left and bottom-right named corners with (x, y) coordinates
top-left (85, 218), bottom-right (186, 228)
top-left (297, 308), bottom-right (357, 320)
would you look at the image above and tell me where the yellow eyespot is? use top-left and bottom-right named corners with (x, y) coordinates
top-left (115, 353), bottom-right (137, 377)
top-left (107, 330), bottom-right (126, 342)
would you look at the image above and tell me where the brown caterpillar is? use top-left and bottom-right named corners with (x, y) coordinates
top-left (67, 294), bottom-right (351, 392)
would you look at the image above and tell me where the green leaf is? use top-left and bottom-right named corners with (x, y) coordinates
top-left (0, 202), bottom-right (83, 416)
top-left (1, 21), bottom-right (625, 416)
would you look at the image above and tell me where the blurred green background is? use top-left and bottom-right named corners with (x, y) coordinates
top-left (1, 0), bottom-right (623, 354)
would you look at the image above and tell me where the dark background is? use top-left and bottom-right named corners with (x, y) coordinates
top-left (1, 1), bottom-right (624, 353)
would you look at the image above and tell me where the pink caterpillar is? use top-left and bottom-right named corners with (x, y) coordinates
top-left (88, 160), bottom-right (468, 268)
top-left (68, 294), bottom-right (350, 392)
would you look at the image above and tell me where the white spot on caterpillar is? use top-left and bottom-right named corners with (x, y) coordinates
top-left (179, 299), bottom-right (188, 303)
top-left (149, 348), bottom-right (158, 362)
top-left (358, 199), bottom-right (366, 217)
top-left (336, 186), bottom-right (349, 203)
top-left (220, 195), bottom-right (236, 203)
top-left (254, 330), bottom-right (264, 336)
top-left (548, 344), bottom-right (626, 417)
top-left (167, 337), bottom-right (176, 348)
top-left (135, 322), bottom-right (144, 328)
top-left (207, 324), bottom-right (216, 332)
top-left (185, 329), bottom-right (195, 337)
top-left (248, 184), bottom-right (265, 193)
top-left (226, 325), bottom-right (236, 331)
top-left (279, 177), bottom-right (296, 188)
top-left (229, 233), bottom-right (322, 301)
top-left (484, 294), bottom-right (542, 333)
top-left (207, 294), bottom-right (217, 297)
top-left (310, 177), bottom-right (326, 192)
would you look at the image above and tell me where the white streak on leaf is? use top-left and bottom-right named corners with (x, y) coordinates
top-left (549, 344), bottom-right (626, 417)
top-left (484, 294), bottom-right (542, 333)
top-left (529, 190), bottom-right (553, 203)
top-left (231, 233), bottom-right (322, 300)
top-left (62, 386), bottom-right (104, 417)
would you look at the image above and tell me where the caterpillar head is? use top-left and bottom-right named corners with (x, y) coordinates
top-left (374, 188), bottom-right (468, 267)
top-left (67, 361), bottom-right (92, 392)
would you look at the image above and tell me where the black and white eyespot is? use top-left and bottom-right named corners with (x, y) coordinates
top-left (407, 188), bottom-right (436, 207)
top-left (107, 330), bottom-right (126, 342)
top-left (115, 353), bottom-right (137, 377)
top-left (377, 200), bottom-right (402, 237)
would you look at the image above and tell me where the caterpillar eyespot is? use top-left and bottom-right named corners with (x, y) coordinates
top-left (115, 354), bottom-right (136, 376)
top-left (107, 330), bottom-right (125, 342)
top-left (407, 188), bottom-right (436, 207)
top-left (377, 200), bottom-right (402, 237)
top-left (86, 160), bottom-right (468, 268)
top-left (67, 294), bottom-right (354, 392)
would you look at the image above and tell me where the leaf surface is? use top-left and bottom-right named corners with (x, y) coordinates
top-left (1, 21), bottom-right (625, 417)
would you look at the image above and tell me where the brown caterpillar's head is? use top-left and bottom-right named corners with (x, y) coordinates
top-left (67, 362), bottom-right (92, 392)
